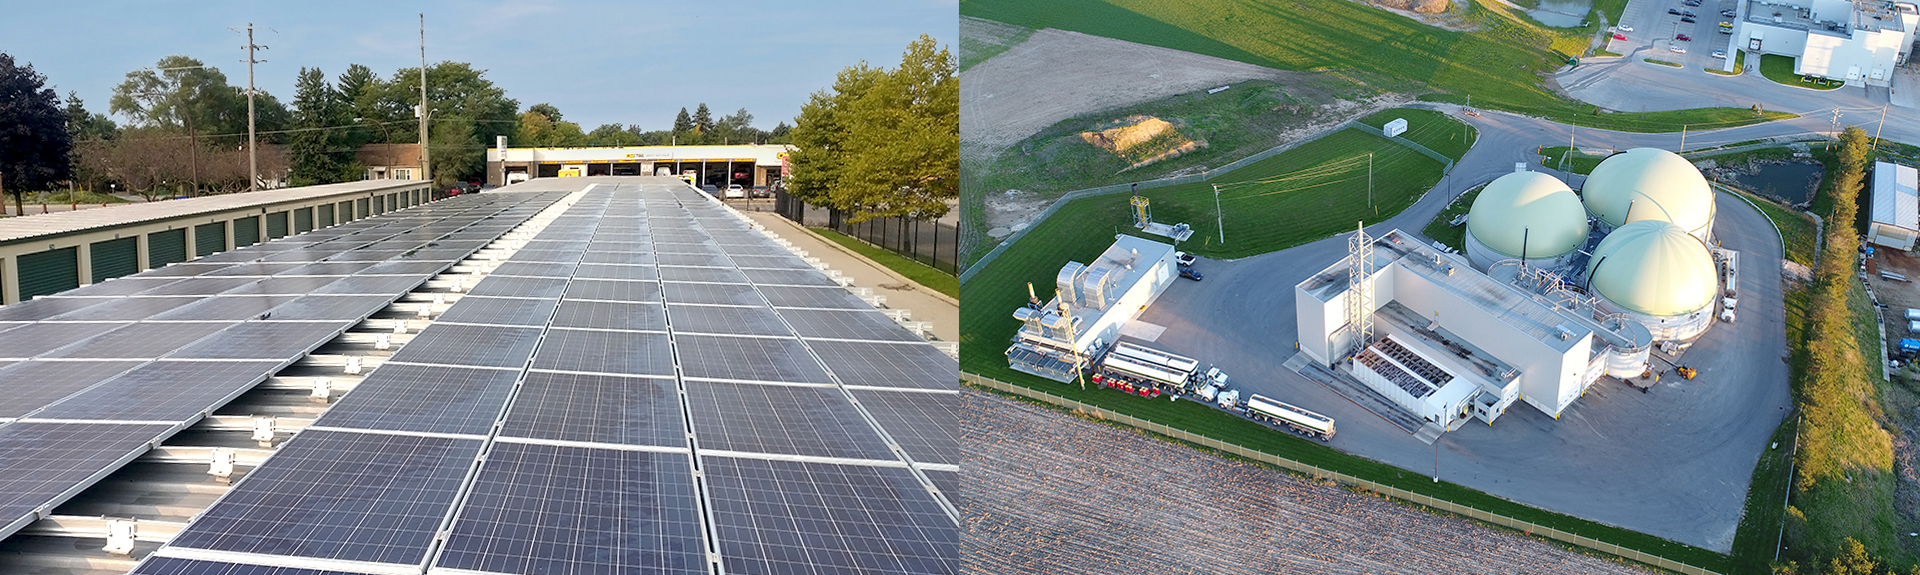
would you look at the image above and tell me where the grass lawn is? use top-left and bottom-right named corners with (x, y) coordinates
top-left (1729, 389), bottom-right (1802, 573)
top-left (1783, 281), bottom-right (1902, 565)
top-left (1704, 50), bottom-right (1746, 75)
top-left (961, 0), bottom-right (1795, 132)
top-left (1758, 54), bottom-right (1843, 90)
top-left (1721, 186), bottom-right (1819, 268)
top-left (1643, 58), bottom-right (1683, 67)
top-left (32, 189), bottom-right (130, 204)
top-left (1422, 183), bottom-right (1487, 252)
top-left (1537, 145), bottom-right (1608, 174)
top-left (960, 16), bottom-right (1036, 71)
top-left (1357, 107), bottom-right (1478, 161)
top-left (809, 227), bottom-right (959, 299)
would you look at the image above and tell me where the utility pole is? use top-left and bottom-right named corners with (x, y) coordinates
top-left (1873, 104), bottom-right (1888, 150)
top-left (1830, 107), bottom-right (1843, 137)
top-left (1213, 184), bottom-right (1225, 243)
top-left (418, 13), bottom-right (431, 186)
top-left (238, 23), bottom-right (267, 192)
top-left (1367, 152), bottom-right (1374, 207)
top-left (1679, 124), bottom-right (1687, 153)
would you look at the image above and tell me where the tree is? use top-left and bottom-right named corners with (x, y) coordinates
top-left (528, 103), bottom-right (562, 123)
top-left (382, 62), bottom-right (519, 186)
top-left (65, 92), bottom-right (117, 195)
top-left (0, 53), bottom-right (72, 216)
top-left (693, 103), bottom-right (714, 136)
top-left (517, 106), bottom-right (585, 148)
top-left (788, 35), bottom-right (958, 221)
top-left (288, 67), bottom-right (353, 187)
top-left (108, 56), bottom-right (251, 196)
top-left (769, 121), bottom-right (793, 144)
top-left (673, 107), bottom-right (694, 135)
top-left (1823, 539), bottom-right (1875, 575)
top-left (586, 123), bottom-right (640, 146)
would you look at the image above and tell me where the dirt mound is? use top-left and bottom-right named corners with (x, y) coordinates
top-left (1078, 115), bottom-right (1209, 170)
top-left (1376, 0), bottom-right (1452, 13)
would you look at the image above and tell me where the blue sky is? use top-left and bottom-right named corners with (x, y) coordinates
top-left (2, 0), bottom-right (956, 131)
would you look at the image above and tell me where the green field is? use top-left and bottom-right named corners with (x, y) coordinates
top-left (1722, 186), bottom-right (1819, 268)
top-left (960, 0), bottom-right (1795, 132)
top-left (1537, 145), bottom-right (1607, 174)
top-left (1422, 183), bottom-right (1486, 252)
top-left (1758, 54), bottom-right (1843, 90)
top-left (809, 227), bottom-right (959, 299)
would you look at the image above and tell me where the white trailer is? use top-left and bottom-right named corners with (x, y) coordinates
top-left (1245, 394), bottom-right (1337, 441)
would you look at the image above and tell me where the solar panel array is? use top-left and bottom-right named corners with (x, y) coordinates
top-left (142, 179), bottom-right (957, 575)
top-left (0, 191), bottom-right (568, 541)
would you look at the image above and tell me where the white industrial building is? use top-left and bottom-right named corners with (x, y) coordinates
top-left (1006, 234), bottom-right (1177, 381)
top-left (1732, 0), bottom-right (1918, 85)
top-left (487, 144), bottom-right (793, 188)
top-left (1297, 230), bottom-right (1654, 427)
top-left (1869, 161), bottom-right (1920, 250)
top-left (1465, 171), bottom-right (1591, 271)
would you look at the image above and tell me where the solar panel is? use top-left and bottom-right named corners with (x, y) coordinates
top-left (226, 275), bottom-right (350, 295)
top-left (673, 335), bottom-right (832, 384)
top-left (0, 423), bottom-right (174, 531)
top-left (529, 328), bottom-right (673, 376)
top-left (31, 360), bottom-right (282, 422)
top-left (202, 262), bottom-right (306, 276)
top-left (435, 296), bottom-right (561, 327)
top-left (276, 261), bottom-right (379, 276)
top-left (500, 371), bottom-right (685, 448)
top-left (922, 469), bottom-right (957, 501)
top-left (434, 442), bottom-right (705, 575)
top-left (491, 261), bottom-right (578, 277)
top-left (562, 279), bottom-right (660, 303)
top-left (579, 251), bottom-right (657, 265)
top-left (778, 308), bottom-right (922, 342)
top-left (655, 253), bottom-right (731, 267)
top-left (169, 321), bottom-right (352, 360)
top-left (311, 275), bottom-right (428, 295)
top-left (139, 277), bottom-right (264, 296)
top-left (849, 389), bottom-right (958, 466)
top-left (265, 295), bottom-right (397, 321)
top-left (311, 364), bottom-right (523, 436)
top-left (666, 304), bottom-right (792, 337)
top-left (356, 260), bottom-right (451, 275)
top-left (465, 276), bottom-right (569, 299)
top-left (48, 296), bottom-right (206, 321)
top-left (59, 277), bottom-right (186, 296)
top-left (741, 268), bottom-right (841, 287)
top-left (167, 430), bottom-right (482, 565)
top-left (729, 255), bottom-right (812, 270)
top-left (130, 556), bottom-right (368, 575)
top-left (0, 360), bottom-right (146, 417)
top-left (39, 322), bottom-right (227, 360)
top-left (149, 295), bottom-right (300, 321)
top-left (134, 263), bottom-right (233, 278)
top-left (757, 286), bottom-right (870, 310)
top-left (573, 263), bottom-right (661, 281)
top-left (662, 281), bottom-right (761, 306)
top-left (550, 300), bottom-right (667, 331)
top-left (500, 249), bottom-right (581, 263)
top-left (0, 297), bottom-right (110, 321)
top-left (703, 456), bottom-right (956, 575)
top-left (684, 381), bottom-right (894, 460)
top-left (386, 324), bottom-right (542, 368)
top-left (651, 243), bottom-right (722, 256)
top-left (658, 267), bottom-right (749, 284)
top-left (806, 340), bottom-right (957, 391)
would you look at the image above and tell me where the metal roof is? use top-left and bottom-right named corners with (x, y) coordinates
top-left (1872, 161), bottom-right (1919, 232)
top-left (0, 180), bottom-right (425, 245)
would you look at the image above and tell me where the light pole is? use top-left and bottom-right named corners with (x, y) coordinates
top-left (1212, 184), bottom-right (1225, 244)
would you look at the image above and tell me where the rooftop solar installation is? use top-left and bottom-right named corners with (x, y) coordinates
top-left (4, 178), bottom-right (953, 574)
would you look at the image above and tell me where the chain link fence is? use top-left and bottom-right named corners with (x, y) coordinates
top-left (962, 372), bottom-right (1726, 575)
top-left (774, 190), bottom-right (960, 274)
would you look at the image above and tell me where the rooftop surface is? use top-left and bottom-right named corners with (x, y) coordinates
top-left (0, 179), bottom-right (426, 245)
top-left (1873, 161), bottom-right (1920, 231)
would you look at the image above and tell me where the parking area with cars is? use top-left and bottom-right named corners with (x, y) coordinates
top-left (1609, 0), bottom-right (1740, 68)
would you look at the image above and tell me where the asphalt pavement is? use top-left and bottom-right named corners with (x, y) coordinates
top-left (1119, 104), bottom-right (1793, 552)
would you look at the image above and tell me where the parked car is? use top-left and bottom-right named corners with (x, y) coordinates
top-left (1178, 264), bottom-right (1203, 281)
top-left (1681, 16), bottom-right (1697, 22)
top-left (1613, 33), bottom-right (1629, 40)
top-left (1718, 26), bottom-right (1733, 33)
top-left (1682, 10), bottom-right (1695, 16)
top-left (1615, 24), bottom-right (1633, 32)
top-left (1676, 33), bottom-right (1692, 41)
top-left (1683, 0), bottom-right (1701, 7)
top-left (725, 184), bottom-right (746, 199)
top-left (751, 185), bottom-right (771, 198)
top-left (1711, 50), bottom-right (1728, 59)
top-left (1668, 8), bottom-right (1681, 14)
top-left (1720, 9), bottom-right (1737, 16)
top-left (1719, 20), bottom-right (1734, 28)
top-left (1175, 251), bottom-right (1196, 267)
top-left (1671, 45), bottom-right (1688, 53)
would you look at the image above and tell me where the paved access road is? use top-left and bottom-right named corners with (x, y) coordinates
top-left (1120, 104), bottom-right (1791, 552)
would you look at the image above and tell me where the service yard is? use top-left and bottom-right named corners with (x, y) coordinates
top-left (1120, 189), bottom-right (1791, 552)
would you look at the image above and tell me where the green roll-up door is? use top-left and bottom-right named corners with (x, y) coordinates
top-left (149, 229), bottom-right (187, 266)
top-left (293, 208), bottom-right (313, 233)
top-left (90, 237), bottom-right (138, 281)
top-left (232, 216), bottom-right (260, 247)
top-left (266, 211), bottom-right (289, 238)
top-left (18, 247), bottom-right (79, 300)
top-left (317, 204), bottom-right (335, 227)
top-left (194, 221), bottom-right (226, 257)
top-left (385, 193), bottom-right (396, 212)
top-left (339, 201), bottom-right (353, 221)
top-left (356, 198), bottom-right (370, 219)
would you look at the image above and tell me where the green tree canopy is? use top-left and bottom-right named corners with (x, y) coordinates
top-left (287, 67), bottom-right (361, 186)
top-left (0, 53), bottom-right (72, 215)
top-left (788, 35), bottom-right (957, 221)
top-left (673, 107), bottom-right (694, 134)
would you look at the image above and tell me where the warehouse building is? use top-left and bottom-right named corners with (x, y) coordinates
top-left (1297, 230), bottom-right (1654, 425)
top-left (488, 143), bottom-right (793, 189)
top-left (1731, 0), bottom-right (1919, 84)
top-left (0, 180), bottom-right (432, 305)
top-left (1869, 161), bottom-right (1920, 250)
top-left (1006, 234), bottom-right (1177, 382)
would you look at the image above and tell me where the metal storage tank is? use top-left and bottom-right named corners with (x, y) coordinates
top-left (1582, 220), bottom-right (1719, 341)
top-left (1582, 147), bottom-right (1716, 242)
top-left (1465, 171), bottom-right (1590, 271)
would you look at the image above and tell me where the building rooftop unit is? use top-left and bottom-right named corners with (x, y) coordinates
top-left (1746, 0), bottom-right (1913, 35)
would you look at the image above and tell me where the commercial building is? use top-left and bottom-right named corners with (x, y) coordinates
top-left (1731, 0), bottom-right (1919, 84)
top-left (488, 144), bottom-right (793, 189)
top-left (1006, 234), bottom-right (1177, 382)
top-left (1869, 161), bottom-right (1920, 250)
top-left (1296, 230), bottom-right (1653, 426)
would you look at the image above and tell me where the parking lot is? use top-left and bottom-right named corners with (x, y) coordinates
top-left (1608, 0), bottom-right (1741, 68)
top-left (1121, 190), bottom-right (1791, 552)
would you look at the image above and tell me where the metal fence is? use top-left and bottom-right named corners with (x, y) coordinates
top-left (961, 372), bottom-right (1727, 575)
top-left (774, 190), bottom-right (960, 275)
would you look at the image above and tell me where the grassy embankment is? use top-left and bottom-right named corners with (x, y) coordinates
top-left (959, 16), bottom-right (1035, 71)
top-left (808, 227), bottom-right (958, 299)
top-left (959, 0), bottom-right (1794, 133)
top-left (1758, 54), bottom-right (1844, 91)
